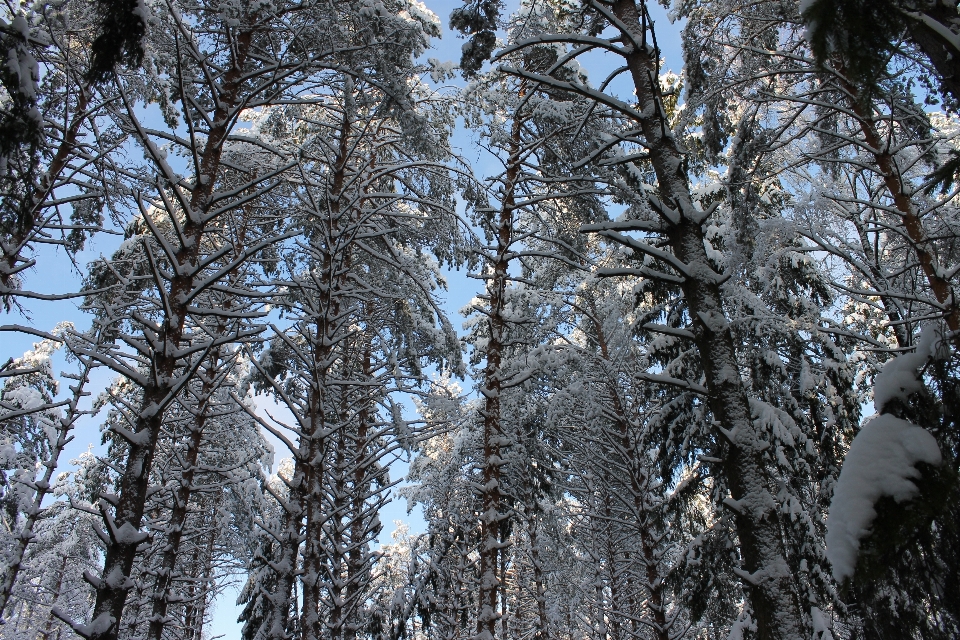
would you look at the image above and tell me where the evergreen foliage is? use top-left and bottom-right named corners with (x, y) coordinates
top-left (2, 0), bottom-right (960, 638)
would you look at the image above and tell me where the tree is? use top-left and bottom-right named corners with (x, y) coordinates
top-left (802, 0), bottom-right (960, 108)
top-left (241, 38), bottom-right (464, 637)
top-left (457, 7), bottom-right (608, 634)
top-left (52, 0), bottom-right (371, 634)
top-left (0, 0), bottom-right (119, 310)
top-left (0, 326), bottom-right (99, 619)
top-left (3, 451), bottom-right (105, 640)
top-left (488, 0), bottom-right (808, 634)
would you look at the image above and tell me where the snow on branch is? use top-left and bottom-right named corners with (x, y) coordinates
top-left (825, 414), bottom-right (941, 582)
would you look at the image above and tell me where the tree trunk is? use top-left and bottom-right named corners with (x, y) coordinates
top-left (147, 350), bottom-right (220, 640)
top-left (344, 344), bottom-right (374, 640)
top-left (477, 95), bottom-right (523, 640)
top-left (80, 25), bottom-right (256, 640)
top-left (302, 75), bottom-right (354, 640)
top-left (262, 452), bottom-right (306, 640)
top-left (605, 1), bottom-right (805, 637)
top-left (524, 498), bottom-right (549, 640)
top-left (38, 555), bottom-right (69, 640)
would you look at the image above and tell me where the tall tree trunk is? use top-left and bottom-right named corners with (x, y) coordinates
top-left (38, 555), bottom-right (69, 640)
top-left (522, 494), bottom-right (549, 640)
top-left (595, 1), bottom-right (805, 637)
top-left (601, 491), bottom-right (624, 640)
top-left (182, 534), bottom-right (205, 638)
top-left (147, 349), bottom-right (221, 640)
top-left (344, 344), bottom-right (374, 640)
top-left (77, 25), bottom-right (256, 640)
top-left (477, 95), bottom-right (523, 640)
top-left (328, 421), bottom-right (348, 640)
top-left (299, 382), bottom-right (326, 640)
top-left (302, 75), bottom-right (354, 640)
top-left (192, 524), bottom-right (218, 640)
top-left (262, 445), bottom-right (307, 640)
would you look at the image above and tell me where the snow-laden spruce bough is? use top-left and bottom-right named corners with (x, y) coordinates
top-left (1, 0), bottom-right (959, 639)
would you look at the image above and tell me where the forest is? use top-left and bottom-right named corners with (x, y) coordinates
top-left (1, 0), bottom-right (959, 638)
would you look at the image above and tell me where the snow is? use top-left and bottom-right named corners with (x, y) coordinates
top-left (5, 30), bottom-right (39, 100)
top-left (115, 522), bottom-right (150, 545)
top-left (825, 414), bottom-right (942, 583)
top-left (3, 385), bottom-right (44, 410)
top-left (427, 58), bottom-right (456, 83)
top-left (116, 235), bottom-right (142, 254)
top-left (726, 613), bottom-right (755, 640)
top-left (872, 326), bottom-right (943, 411)
top-left (811, 607), bottom-right (834, 640)
top-left (75, 611), bottom-right (116, 638)
top-left (0, 442), bottom-right (16, 466)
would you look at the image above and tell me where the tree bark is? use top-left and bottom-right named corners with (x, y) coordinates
top-left (477, 102), bottom-right (523, 640)
top-left (80, 24), bottom-right (256, 640)
top-left (604, 1), bottom-right (805, 637)
top-left (146, 349), bottom-right (220, 640)
top-left (344, 344), bottom-right (374, 640)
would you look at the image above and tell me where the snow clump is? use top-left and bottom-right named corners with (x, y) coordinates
top-left (872, 326), bottom-right (944, 411)
top-left (826, 328), bottom-right (945, 582)
top-left (825, 415), bottom-right (941, 582)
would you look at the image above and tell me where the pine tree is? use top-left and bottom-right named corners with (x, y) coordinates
top-left (0, 0), bottom-right (112, 310)
top-left (491, 0), bottom-right (808, 634)
top-left (0, 326), bottom-right (99, 619)
top-left (241, 26), bottom-right (463, 634)
top-left (51, 0), bottom-right (371, 634)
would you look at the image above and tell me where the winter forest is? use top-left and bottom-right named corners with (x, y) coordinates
top-left (3, 0), bottom-right (960, 638)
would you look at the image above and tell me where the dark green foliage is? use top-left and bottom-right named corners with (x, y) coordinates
top-left (0, 29), bottom-right (41, 175)
top-left (449, 0), bottom-right (502, 76)
top-left (66, 198), bottom-right (104, 253)
top-left (925, 149), bottom-right (960, 194)
top-left (88, 0), bottom-right (146, 82)
top-left (0, 25), bottom-right (42, 244)
top-left (800, 0), bottom-right (904, 90)
top-left (847, 358), bottom-right (960, 639)
top-left (850, 464), bottom-right (960, 639)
